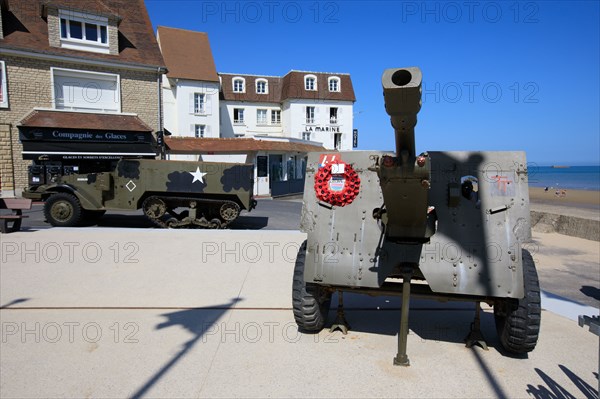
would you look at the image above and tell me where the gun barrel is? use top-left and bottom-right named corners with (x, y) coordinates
top-left (381, 67), bottom-right (422, 159)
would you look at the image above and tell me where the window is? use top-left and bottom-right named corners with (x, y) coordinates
top-left (59, 10), bottom-right (109, 54)
top-left (256, 79), bottom-right (268, 94)
top-left (194, 93), bottom-right (205, 114)
top-left (302, 132), bottom-right (311, 141)
top-left (304, 75), bottom-right (317, 91)
top-left (306, 106), bottom-right (315, 124)
top-left (195, 125), bottom-right (206, 138)
top-left (328, 77), bottom-right (341, 92)
top-left (257, 109), bottom-right (268, 125)
top-left (334, 133), bottom-right (343, 150)
top-left (0, 61), bottom-right (8, 108)
top-left (233, 78), bottom-right (245, 93)
top-left (234, 108), bottom-right (245, 124)
top-left (330, 107), bottom-right (338, 124)
top-left (271, 110), bottom-right (281, 125)
top-left (52, 67), bottom-right (120, 112)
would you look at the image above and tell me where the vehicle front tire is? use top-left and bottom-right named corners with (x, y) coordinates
top-left (292, 241), bottom-right (332, 332)
top-left (494, 249), bottom-right (541, 354)
top-left (44, 193), bottom-right (83, 227)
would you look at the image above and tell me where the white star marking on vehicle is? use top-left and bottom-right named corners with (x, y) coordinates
top-left (189, 167), bottom-right (207, 184)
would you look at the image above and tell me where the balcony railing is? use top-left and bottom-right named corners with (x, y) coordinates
top-left (305, 118), bottom-right (315, 124)
top-left (330, 117), bottom-right (338, 124)
top-left (234, 119), bottom-right (244, 125)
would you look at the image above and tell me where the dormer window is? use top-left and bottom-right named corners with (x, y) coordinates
top-left (233, 77), bottom-right (245, 93)
top-left (328, 76), bottom-right (341, 92)
top-left (305, 75), bottom-right (317, 91)
top-left (59, 10), bottom-right (109, 54)
top-left (256, 79), bottom-right (268, 94)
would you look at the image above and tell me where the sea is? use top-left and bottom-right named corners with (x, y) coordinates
top-left (527, 165), bottom-right (600, 191)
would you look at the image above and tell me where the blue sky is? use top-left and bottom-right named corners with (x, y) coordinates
top-left (146, 1), bottom-right (600, 165)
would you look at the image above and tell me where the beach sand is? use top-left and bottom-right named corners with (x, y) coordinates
top-left (529, 187), bottom-right (599, 221)
top-left (529, 187), bottom-right (600, 208)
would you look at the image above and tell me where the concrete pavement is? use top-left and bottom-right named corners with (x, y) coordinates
top-left (1, 228), bottom-right (598, 398)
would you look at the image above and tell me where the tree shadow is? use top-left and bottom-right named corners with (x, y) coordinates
top-left (130, 298), bottom-right (241, 399)
top-left (526, 365), bottom-right (599, 399)
top-left (0, 298), bottom-right (30, 309)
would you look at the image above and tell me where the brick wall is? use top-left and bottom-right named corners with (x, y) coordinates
top-left (0, 54), bottom-right (161, 196)
top-left (47, 8), bottom-right (60, 48)
top-left (0, 6), bottom-right (4, 40)
top-left (0, 124), bottom-right (14, 196)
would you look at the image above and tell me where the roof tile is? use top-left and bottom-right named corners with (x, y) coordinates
top-left (1, 0), bottom-right (165, 69)
top-left (19, 109), bottom-right (153, 131)
top-left (166, 137), bottom-right (327, 154)
top-left (157, 27), bottom-right (219, 82)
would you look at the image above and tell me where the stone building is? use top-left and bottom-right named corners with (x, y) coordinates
top-left (0, 0), bottom-right (165, 197)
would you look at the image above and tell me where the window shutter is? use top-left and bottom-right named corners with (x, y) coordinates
top-left (206, 125), bottom-right (211, 137)
top-left (338, 107), bottom-right (342, 114)
top-left (189, 93), bottom-right (195, 114)
top-left (190, 124), bottom-right (196, 137)
top-left (205, 96), bottom-right (212, 115)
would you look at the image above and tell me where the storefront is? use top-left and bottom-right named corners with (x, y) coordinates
top-left (18, 109), bottom-right (157, 185)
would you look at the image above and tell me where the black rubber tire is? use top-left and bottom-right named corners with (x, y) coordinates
top-left (44, 193), bottom-right (83, 227)
top-left (494, 249), bottom-right (541, 354)
top-left (292, 241), bottom-right (332, 332)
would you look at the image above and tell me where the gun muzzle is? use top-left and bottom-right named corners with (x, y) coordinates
top-left (382, 67), bottom-right (422, 160)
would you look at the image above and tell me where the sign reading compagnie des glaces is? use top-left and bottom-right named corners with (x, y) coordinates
top-left (19, 127), bottom-right (150, 143)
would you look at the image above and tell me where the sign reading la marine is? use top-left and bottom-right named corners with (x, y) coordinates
top-left (304, 126), bottom-right (341, 133)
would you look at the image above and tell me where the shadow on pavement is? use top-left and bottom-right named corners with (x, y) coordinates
top-left (580, 286), bottom-right (600, 301)
top-left (324, 292), bottom-right (503, 349)
top-left (0, 298), bottom-right (30, 309)
top-left (526, 365), bottom-right (599, 399)
top-left (229, 216), bottom-right (269, 229)
top-left (130, 298), bottom-right (241, 399)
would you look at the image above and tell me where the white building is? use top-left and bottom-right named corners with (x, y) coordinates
top-left (219, 71), bottom-right (355, 151)
top-left (157, 26), bottom-right (220, 152)
top-left (158, 28), bottom-right (356, 196)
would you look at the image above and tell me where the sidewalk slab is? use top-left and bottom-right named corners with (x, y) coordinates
top-left (0, 308), bottom-right (597, 398)
top-left (1, 228), bottom-right (599, 398)
top-left (0, 229), bottom-right (304, 309)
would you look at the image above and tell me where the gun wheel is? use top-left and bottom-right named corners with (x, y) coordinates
top-left (44, 192), bottom-right (83, 227)
top-left (292, 240), bottom-right (332, 332)
top-left (494, 249), bottom-right (541, 354)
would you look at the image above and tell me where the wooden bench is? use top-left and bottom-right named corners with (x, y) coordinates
top-left (0, 198), bottom-right (32, 233)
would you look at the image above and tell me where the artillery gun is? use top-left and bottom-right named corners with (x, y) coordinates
top-left (23, 158), bottom-right (256, 228)
top-left (293, 67), bottom-right (540, 365)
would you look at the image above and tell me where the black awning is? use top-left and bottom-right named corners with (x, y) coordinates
top-left (21, 141), bottom-right (157, 161)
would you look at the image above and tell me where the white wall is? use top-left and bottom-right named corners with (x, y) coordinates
top-left (284, 99), bottom-right (354, 150)
top-left (163, 79), bottom-right (220, 138)
top-left (162, 77), bottom-right (177, 133)
top-left (200, 154), bottom-right (248, 163)
top-left (220, 101), bottom-right (283, 138)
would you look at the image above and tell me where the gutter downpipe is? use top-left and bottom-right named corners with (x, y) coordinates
top-left (157, 66), bottom-right (165, 160)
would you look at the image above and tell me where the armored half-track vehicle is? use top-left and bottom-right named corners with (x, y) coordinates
top-left (23, 158), bottom-right (256, 228)
top-left (293, 67), bottom-right (540, 365)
